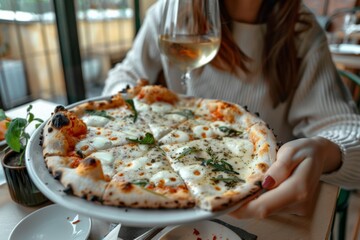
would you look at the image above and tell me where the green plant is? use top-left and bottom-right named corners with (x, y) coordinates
top-left (0, 105), bottom-right (43, 165)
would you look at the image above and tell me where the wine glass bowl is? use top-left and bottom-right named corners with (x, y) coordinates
top-left (159, 0), bottom-right (221, 91)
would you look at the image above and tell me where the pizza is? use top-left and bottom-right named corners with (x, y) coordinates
top-left (41, 81), bottom-right (277, 211)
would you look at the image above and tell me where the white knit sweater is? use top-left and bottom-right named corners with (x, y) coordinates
top-left (103, 2), bottom-right (360, 190)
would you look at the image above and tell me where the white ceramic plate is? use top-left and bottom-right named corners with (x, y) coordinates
top-left (329, 43), bottom-right (360, 55)
top-left (153, 220), bottom-right (242, 240)
top-left (8, 204), bottom-right (91, 240)
top-left (25, 96), bottom-right (255, 227)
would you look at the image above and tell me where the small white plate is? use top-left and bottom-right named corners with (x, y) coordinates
top-left (9, 204), bottom-right (92, 240)
top-left (329, 43), bottom-right (360, 55)
top-left (154, 220), bottom-right (242, 240)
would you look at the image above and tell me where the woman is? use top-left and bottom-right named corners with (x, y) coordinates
top-left (102, 0), bottom-right (360, 218)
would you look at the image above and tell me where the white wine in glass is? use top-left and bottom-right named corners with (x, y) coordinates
top-left (159, 0), bottom-right (221, 91)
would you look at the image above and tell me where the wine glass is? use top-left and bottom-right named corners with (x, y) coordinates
top-left (158, 0), bottom-right (221, 91)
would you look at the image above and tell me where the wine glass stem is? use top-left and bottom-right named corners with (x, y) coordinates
top-left (181, 71), bottom-right (191, 92)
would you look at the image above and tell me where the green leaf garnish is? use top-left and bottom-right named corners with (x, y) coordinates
top-left (85, 110), bottom-right (114, 120)
top-left (211, 176), bottom-right (245, 188)
top-left (125, 99), bottom-right (138, 123)
top-left (126, 132), bottom-right (155, 145)
top-left (218, 126), bottom-right (243, 137)
top-left (177, 147), bottom-right (200, 159)
top-left (166, 109), bottom-right (194, 119)
top-left (202, 158), bottom-right (239, 175)
top-left (131, 179), bottom-right (149, 187)
top-left (200, 147), bottom-right (239, 175)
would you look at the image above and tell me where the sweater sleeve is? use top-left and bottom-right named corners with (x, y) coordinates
top-left (102, 2), bottom-right (163, 96)
top-left (287, 27), bottom-right (360, 190)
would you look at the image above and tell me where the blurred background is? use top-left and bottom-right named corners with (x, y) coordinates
top-left (0, 0), bottom-right (156, 110)
top-left (0, 0), bottom-right (359, 109)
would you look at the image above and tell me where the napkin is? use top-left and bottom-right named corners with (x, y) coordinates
top-left (211, 219), bottom-right (257, 240)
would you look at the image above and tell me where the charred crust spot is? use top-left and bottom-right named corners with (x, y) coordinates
top-left (257, 163), bottom-right (268, 173)
top-left (48, 127), bottom-right (53, 133)
top-left (63, 185), bottom-right (74, 195)
top-left (244, 105), bottom-right (249, 112)
top-left (255, 112), bottom-right (260, 117)
top-left (54, 105), bottom-right (66, 113)
top-left (52, 113), bottom-right (70, 128)
top-left (54, 171), bottom-right (62, 180)
top-left (76, 150), bottom-right (84, 158)
top-left (83, 158), bottom-right (97, 166)
top-left (122, 182), bottom-right (134, 192)
top-left (89, 195), bottom-right (100, 202)
top-left (215, 196), bottom-right (222, 200)
top-left (254, 180), bottom-right (262, 188)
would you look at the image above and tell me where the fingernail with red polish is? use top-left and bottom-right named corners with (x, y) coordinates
top-left (262, 176), bottom-right (275, 189)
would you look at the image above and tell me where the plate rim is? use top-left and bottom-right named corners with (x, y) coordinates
top-left (8, 204), bottom-right (92, 240)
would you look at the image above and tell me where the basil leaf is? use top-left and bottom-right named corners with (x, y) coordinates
top-left (126, 132), bottom-right (155, 145)
top-left (218, 126), bottom-right (243, 137)
top-left (125, 99), bottom-right (138, 123)
top-left (166, 109), bottom-right (194, 119)
top-left (5, 118), bottom-right (27, 152)
top-left (0, 109), bottom-right (7, 121)
top-left (85, 110), bottom-right (114, 120)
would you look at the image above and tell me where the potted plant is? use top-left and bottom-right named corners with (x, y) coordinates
top-left (0, 105), bottom-right (48, 206)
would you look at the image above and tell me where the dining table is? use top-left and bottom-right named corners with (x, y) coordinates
top-left (0, 99), bottom-right (340, 240)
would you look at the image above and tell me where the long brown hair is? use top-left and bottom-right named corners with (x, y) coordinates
top-left (212, 0), bottom-right (304, 108)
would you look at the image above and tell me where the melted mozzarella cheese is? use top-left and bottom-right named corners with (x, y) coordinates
top-left (193, 125), bottom-right (215, 138)
top-left (150, 102), bottom-right (173, 113)
top-left (148, 123), bottom-right (171, 140)
top-left (82, 115), bottom-right (110, 127)
top-left (159, 130), bottom-right (190, 144)
top-left (90, 136), bottom-right (113, 150)
top-left (90, 151), bottom-right (114, 165)
top-left (164, 113), bottom-right (187, 122)
top-left (150, 170), bottom-right (183, 186)
top-left (178, 165), bottom-right (205, 181)
top-left (224, 138), bottom-right (253, 158)
top-left (133, 99), bottom-right (150, 112)
top-left (76, 136), bottom-right (113, 155)
top-left (126, 157), bottom-right (148, 170)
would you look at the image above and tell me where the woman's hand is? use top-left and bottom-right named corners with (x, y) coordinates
top-left (229, 137), bottom-right (342, 219)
